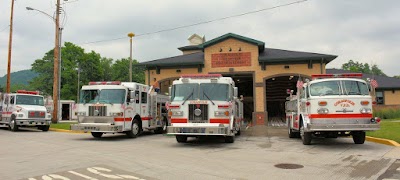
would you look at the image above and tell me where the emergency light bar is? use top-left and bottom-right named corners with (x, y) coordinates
top-left (312, 73), bottom-right (362, 79)
top-left (89, 81), bottom-right (121, 85)
top-left (16, 90), bottom-right (39, 95)
top-left (181, 74), bottom-right (222, 79)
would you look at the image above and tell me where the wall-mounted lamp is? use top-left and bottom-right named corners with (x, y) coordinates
top-left (219, 48), bottom-right (223, 52)
top-left (229, 47), bottom-right (232, 52)
top-left (238, 47), bottom-right (242, 51)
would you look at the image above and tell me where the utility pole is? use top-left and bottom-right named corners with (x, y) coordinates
top-left (6, 0), bottom-right (15, 93)
top-left (52, 0), bottom-right (61, 123)
top-left (128, 32), bottom-right (135, 82)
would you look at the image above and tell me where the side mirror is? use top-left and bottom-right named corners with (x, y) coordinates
top-left (168, 87), bottom-right (172, 97)
top-left (234, 87), bottom-right (238, 97)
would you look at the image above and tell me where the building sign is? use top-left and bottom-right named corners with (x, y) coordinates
top-left (211, 52), bottom-right (251, 68)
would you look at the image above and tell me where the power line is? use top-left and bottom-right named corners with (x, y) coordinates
top-left (0, 25), bottom-right (9, 32)
top-left (79, 0), bottom-right (308, 45)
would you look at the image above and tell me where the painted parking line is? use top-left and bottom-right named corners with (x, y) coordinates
top-left (24, 165), bottom-right (155, 180)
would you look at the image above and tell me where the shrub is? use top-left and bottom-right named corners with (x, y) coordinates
top-left (373, 106), bottom-right (400, 119)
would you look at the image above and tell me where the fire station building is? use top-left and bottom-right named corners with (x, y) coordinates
top-left (139, 33), bottom-right (400, 125)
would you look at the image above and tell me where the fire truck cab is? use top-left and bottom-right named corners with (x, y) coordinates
top-left (286, 73), bottom-right (380, 145)
top-left (167, 74), bottom-right (243, 143)
top-left (70, 81), bottom-right (169, 138)
top-left (0, 90), bottom-right (52, 131)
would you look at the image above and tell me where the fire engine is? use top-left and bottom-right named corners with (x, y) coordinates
top-left (0, 90), bottom-right (52, 131)
top-left (167, 74), bottom-right (243, 143)
top-left (285, 73), bottom-right (380, 145)
top-left (70, 81), bottom-right (169, 138)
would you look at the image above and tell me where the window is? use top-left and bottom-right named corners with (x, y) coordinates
top-left (135, 91), bottom-right (140, 103)
top-left (141, 92), bottom-right (147, 104)
top-left (310, 81), bottom-right (341, 96)
top-left (376, 91), bottom-right (384, 104)
top-left (10, 96), bottom-right (15, 104)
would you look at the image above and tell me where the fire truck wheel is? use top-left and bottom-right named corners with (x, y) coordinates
top-left (300, 124), bottom-right (312, 145)
top-left (236, 128), bottom-right (241, 136)
top-left (225, 136), bottom-right (235, 143)
top-left (91, 132), bottom-right (103, 138)
top-left (40, 125), bottom-right (50, 132)
top-left (176, 135), bottom-right (187, 143)
top-left (9, 118), bottom-right (18, 132)
top-left (352, 131), bottom-right (366, 144)
top-left (154, 118), bottom-right (167, 134)
top-left (288, 121), bottom-right (296, 138)
top-left (126, 119), bottom-right (140, 138)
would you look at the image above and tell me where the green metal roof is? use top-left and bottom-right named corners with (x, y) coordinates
top-left (199, 33), bottom-right (265, 52)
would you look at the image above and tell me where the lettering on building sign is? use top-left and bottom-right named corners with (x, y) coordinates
top-left (211, 52), bottom-right (251, 68)
top-left (334, 99), bottom-right (355, 107)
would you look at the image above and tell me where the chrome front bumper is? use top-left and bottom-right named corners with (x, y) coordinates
top-left (167, 126), bottom-right (230, 136)
top-left (306, 123), bottom-right (380, 132)
top-left (71, 123), bottom-right (123, 133)
top-left (16, 119), bottom-right (51, 126)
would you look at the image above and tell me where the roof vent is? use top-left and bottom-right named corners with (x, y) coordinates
top-left (188, 34), bottom-right (205, 45)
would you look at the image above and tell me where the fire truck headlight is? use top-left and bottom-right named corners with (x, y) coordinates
top-left (111, 112), bottom-right (124, 116)
top-left (215, 111), bottom-right (229, 116)
top-left (172, 111), bottom-right (183, 116)
top-left (76, 112), bottom-right (86, 116)
top-left (317, 108), bottom-right (329, 114)
top-left (360, 108), bottom-right (372, 114)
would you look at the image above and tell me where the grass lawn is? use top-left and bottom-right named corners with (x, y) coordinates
top-left (366, 119), bottom-right (400, 143)
top-left (50, 122), bottom-right (76, 130)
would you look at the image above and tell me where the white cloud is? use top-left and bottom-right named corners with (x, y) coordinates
top-left (0, 0), bottom-right (399, 77)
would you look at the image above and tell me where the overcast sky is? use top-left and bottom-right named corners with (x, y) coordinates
top-left (1, 0), bottom-right (399, 77)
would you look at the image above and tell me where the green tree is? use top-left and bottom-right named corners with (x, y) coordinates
top-left (341, 60), bottom-right (386, 76)
top-left (10, 83), bottom-right (34, 93)
top-left (394, 75), bottom-right (400, 79)
top-left (111, 58), bottom-right (145, 83)
top-left (100, 57), bottom-right (113, 81)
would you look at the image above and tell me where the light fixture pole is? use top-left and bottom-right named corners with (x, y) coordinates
top-left (128, 32), bottom-right (135, 82)
top-left (26, 0), bottom-right (62, 123)
top-left (6, 0), bottom-right (16, 93)
top-left (76, 63), bottom-right (80, 102)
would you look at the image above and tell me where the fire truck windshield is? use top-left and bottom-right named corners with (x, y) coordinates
top-left (16, 95), bottom-right (44, 106)
top-left (172, 84), bottom-right (199, 101)
top-left (172, 83), bottom-right (229, 101)
top-left (80, 89), bottom-right (126, 104)
top-left (200, 83), bottom-right (229, 101)
top-left (310, 80), bottom-right (369, 96)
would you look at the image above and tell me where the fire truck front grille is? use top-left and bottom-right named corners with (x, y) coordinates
top-left (89, 106), bottom-right (107, 116)
top-left (28, 111), bottom-right (46, 118)
top-left (188, 104), bottom-right (208, 123)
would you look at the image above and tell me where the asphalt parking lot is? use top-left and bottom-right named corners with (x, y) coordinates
top-left (0, 126), bottom-right (399, 180)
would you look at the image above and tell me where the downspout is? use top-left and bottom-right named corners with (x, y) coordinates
top-left (147, 66), bottom-right (151, 86)
top-left (320, 58), bottom-right (324, 74)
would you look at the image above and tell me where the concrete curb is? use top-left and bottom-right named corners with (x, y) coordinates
top-left (366, 136), bottom-right (400, 147)
top-left (49, 128), bottom-right (86, 134)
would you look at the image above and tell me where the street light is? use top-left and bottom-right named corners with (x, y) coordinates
top-left (128, 32), bottom-right (135, 82)
top-left (26, 0), bottom-right (63, 123)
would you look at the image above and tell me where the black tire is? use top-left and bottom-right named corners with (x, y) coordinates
top-left (126, 119), bottom-right (140, 138)
top-left (236, 128), bottom-right (241, 136)
top-left (225, 136), bottom-right (235, 143)
top-left (300, 122), bottom-right (312, 145)
top-left (176, 135), bottom-right (187, 143)
top-left (40, 125), bottom-right (50, 132)
top-left (154, 118), bottom-right (167, 134)
top-left (352, 131), bottom-right (366, 144)
top-left (288, 120), bottom-right (296, 138)
top-left (9, 118), bottom-right (18, 132)
top-left (91, 132), bottom-right (103, 138)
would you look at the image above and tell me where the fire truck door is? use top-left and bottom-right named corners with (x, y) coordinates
top-left (135, 90), bottom-right (141, 116)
